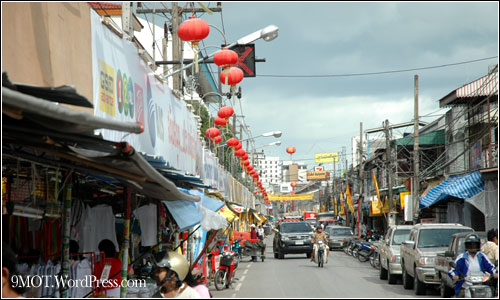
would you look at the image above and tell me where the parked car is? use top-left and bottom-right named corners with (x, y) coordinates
top-left (325, 225), bottom-right (353, 250)
top-left (435, 231), bottom-right (487, 298)
top-left (273, 221), bottom-right (313, 259)
top-left (379, 225), bottom-right (413, 284)
top-left (400, 223), bottom-right (473, 295)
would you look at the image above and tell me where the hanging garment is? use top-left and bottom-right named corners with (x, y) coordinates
top-left (133, 203), bottom-right (158, 246)
top-left (77, 204), bottom-right (119, 253)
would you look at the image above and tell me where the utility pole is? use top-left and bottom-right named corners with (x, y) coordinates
top-left (121, 2), bottom-right (133, 39)
top-left (413, 75), bottom-right (420, 223)
top-left (358, 122), bottom-right (363, 237)
top-left (385, 119), bottom-right (395, 226)
top-left (171, 2), bottom-right (182, 94)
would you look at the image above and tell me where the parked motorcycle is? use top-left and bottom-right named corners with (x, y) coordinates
top-left (213, 250), bottom-right (239, 291)
top-left (369, 243), bottom-right (381, 269)
top-left (358, 241), bottom-right (376, 263)
top-left (450, 261), bottom-right (494, 298)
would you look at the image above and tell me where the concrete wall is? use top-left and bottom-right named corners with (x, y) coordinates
top-left (2, 2), bottom-right (93, 106)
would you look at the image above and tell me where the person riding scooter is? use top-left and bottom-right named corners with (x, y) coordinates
top-left (449, 233), bottom-right (498, 297)
top-left (311, 226), bottom-right (330, 263)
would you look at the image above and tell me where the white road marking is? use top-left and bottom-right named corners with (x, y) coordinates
top-left (240, 275), bottom-right (246, 281)
top-left (243, 269), bottom-right (249, 275)
top-left (232, 293), bottom-right (236, 298)
top-left (235, 283), bottom-right (242, 291)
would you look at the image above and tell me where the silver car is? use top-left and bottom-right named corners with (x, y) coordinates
top-left (325, 225), bottom-right (353, 250)
top-left (379, 225), bottom-right (413, 284)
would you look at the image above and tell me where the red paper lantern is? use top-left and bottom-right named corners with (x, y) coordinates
top-left (290, 182), bottom-right (297, 188)
top-left (234, 149), bottom-right (246, 157)
top-left (205, 127), bottom-right (220, 138)
top-left (212, 136), bottom-right (222, 144)
top-left (234, 143), bottom-right (242, 151)
top-left (217, 106), bottom-right (234, 120)
top-left (214, 116), bottom-right (228, 127)
top-left (177, 16), bottom-right (210, 43)
top-left (242, 154), bottom-right (249, 161)
top-left (177, 16), bottom-right (210, 73)
top-left (243, 160), bottom-right (250, 167)
top-left (291, 191), bottom-right (295, 195)
top-left (214, 48), bottom-right (238, 68)
top-left (286, 146), bottom-right (296, 155)
top-left (247, 165), bottom-right (254, 172)
top-left (226, 138), bottom-right (239, 148)
top-left (219, 67), bottom-right (244, 91)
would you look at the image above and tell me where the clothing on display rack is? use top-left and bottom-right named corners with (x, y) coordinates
top-left (74, 204), bottom-right (119, 253)
top-left (133, 203), bottom-right (157, 247)
top-left (17, 258), bottom-right (93, 298)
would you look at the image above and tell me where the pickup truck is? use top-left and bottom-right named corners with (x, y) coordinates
top-left (379, 225), bottom-right (413, 284)
top-left (400, 223), bottom-right (473, 295)
top-left (435, 231), bottom-right (487, 297)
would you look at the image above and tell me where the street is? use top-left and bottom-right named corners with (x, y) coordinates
top-left (211, 235), bottom-right (440, 298)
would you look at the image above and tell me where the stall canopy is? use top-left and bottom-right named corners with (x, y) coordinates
top-left (2, 75), bottom-right (200, 203)
top-left (163, 189), bottom-right (224, 231)
top-left (218, 205), bottom-right (238, 222)
top-left (420, 171), bottom-right (485, 209)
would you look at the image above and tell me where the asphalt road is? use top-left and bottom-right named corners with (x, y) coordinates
top-left (211, 235), bottom-right (440, 298)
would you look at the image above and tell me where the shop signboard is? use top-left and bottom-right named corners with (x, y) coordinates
top-left (91, 10), bottom-right (202, 176)
top-left (306, 171), bottom-right (330, 181)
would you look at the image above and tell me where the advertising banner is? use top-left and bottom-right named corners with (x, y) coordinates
top-left (91, 10), bottom-right (202, 176)
top-left (314, 152), bottom-right (338, 163)
top-left (306, 171), bottom-right (330, 181)
top-left (268, 193), bottom-right (314, 201)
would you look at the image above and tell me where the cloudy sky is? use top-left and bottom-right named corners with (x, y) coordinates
top-left (141, 2), bottom-right (498, 171)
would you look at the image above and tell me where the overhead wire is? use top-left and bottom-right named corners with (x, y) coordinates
top-left (257, 56), bottom-right (498, 78)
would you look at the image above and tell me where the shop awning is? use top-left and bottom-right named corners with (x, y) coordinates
top-left (226, 202), bottom-right (246, 214)
top-left (163, 189), bottom-right (224, 231)
top-left (420, 171), bottom-right (485, 209)
top-left (218, 205), bottom-right (238, 222)
top-left (394, 130), bottom-right (445, 146)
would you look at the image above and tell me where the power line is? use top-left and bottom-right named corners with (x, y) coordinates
top-left (257, 56), bottom-right (498, 78)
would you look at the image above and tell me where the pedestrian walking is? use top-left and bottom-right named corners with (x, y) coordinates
top-left (257, 225), bottom-right (265, 240)
top-left (481, 228), bottom-right (498, 263)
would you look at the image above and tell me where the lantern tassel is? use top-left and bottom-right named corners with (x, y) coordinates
top-left (193, 42), bottom-right (199, 73)
top-left (224, 68), bottom-right (229, 94)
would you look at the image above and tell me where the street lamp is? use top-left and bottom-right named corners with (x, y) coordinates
top-left (240, 131), bottom-right (282, 143)
top-left (164, 25), bottom-right (279, 78)
top-left (255, 141), bottom-right (281, 150)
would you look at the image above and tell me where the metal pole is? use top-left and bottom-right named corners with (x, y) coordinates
top-left (60, 171), bottom-right (72, 298)
top-left (385, 120), bottom-right (395, 226)
top-left (413, 75), bottom-right (420, 223)
top-left (171, 2), bottom-right (181, 93)
top-left (359, 122), bottom-right (363, 236)
top-left (120, 188), bottom-right (132, 298)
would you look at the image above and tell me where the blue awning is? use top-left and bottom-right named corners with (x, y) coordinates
top-left (163, 189), bottom-right (225, 231)
top-left (419, 171), bottom-right (485, 209)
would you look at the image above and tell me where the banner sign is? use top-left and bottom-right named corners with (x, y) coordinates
top-left (91, 10), bottom-right (202, 176)
top-left (268, 193), bottom-right (314, 201)
top-left (314, 152), bottom-right (339, 163)
top-left (306, 171), bottom-right (330, 180)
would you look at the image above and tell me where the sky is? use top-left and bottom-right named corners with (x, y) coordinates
top-left (138, 2), bottom-right (499, 172)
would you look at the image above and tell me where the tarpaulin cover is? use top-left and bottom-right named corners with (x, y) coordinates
top-left (419, 171), bottom-right (485, 209)
top-left (163, 189), bottom-right (225, 231)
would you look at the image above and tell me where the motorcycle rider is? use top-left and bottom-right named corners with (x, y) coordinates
top-left (449, 233), bottom-right (498, 297)
top-left (152, 250), bottom-right (201, 298)
top-left (311, 226), bottom-right (330, 263)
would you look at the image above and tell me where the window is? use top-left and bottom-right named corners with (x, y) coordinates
top-left (392, 229), bottom-right (411, 245)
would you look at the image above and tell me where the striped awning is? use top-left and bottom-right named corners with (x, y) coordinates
top-left (456, 71), bottom-right (498, 98)
top-left (419, 171), bottom-right (485, 209)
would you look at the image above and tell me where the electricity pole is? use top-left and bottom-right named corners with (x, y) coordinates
top-left (413, 75), bottom-right (420, 223)
top-left (385, 119), bottom-right (395, 226)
